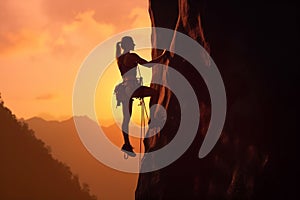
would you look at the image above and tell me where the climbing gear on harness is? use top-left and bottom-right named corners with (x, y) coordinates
top-left (114, 82), bottom-right (126, 107)
top-left (114, 68), bottom-right (143, 108)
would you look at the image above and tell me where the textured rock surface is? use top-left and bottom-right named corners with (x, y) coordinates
top-left (136, 1), bottom-right (215, 199)
top-left (135, 1), bottom-right (288, 199)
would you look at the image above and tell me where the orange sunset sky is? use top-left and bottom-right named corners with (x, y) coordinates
top-left (0, 0), bottom-right (151, 124)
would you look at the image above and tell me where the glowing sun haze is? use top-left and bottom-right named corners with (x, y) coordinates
top-left (0, 0), bottom-right (151, 123)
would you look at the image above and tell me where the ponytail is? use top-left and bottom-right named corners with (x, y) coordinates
top-left (116, 42), bottom-right (122, 59)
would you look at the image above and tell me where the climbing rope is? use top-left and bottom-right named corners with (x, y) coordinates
top-left (137, 65), bottom-right (149, 168)
top-left (123, 97), bottom-right (148, 161)
top-left (123, 65), bottom-right (149, 162)
top-left (138, 97), bottom-right (149, 169)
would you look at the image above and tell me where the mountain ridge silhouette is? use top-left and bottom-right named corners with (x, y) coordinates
top-left (26, 115), bottom-right (139, 200)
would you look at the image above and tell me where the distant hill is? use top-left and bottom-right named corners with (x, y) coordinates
top-left (26, 116), bottom-right (140, 200)
top-left (0, 98), bottom-right (96, 200)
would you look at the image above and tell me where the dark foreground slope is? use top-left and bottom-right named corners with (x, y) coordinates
top-left (0, 97), bottom-right (97, 200)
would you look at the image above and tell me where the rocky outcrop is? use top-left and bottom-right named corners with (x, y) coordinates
top-left (136, 1), bottom-right (217, 199)
top-left (135, 1), bottom-right (275, 199)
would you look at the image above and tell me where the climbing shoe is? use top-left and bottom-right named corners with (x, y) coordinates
top-left (121, 144), bottom-right (136, 157)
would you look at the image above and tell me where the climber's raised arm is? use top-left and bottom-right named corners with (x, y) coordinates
top-left (136, 49), bottom-right (168, 67)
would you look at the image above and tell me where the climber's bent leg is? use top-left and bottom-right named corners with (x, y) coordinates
top-left (121, 98), bottom-right (133, 145)
top-left (131, 86), bottom-right (159, 125)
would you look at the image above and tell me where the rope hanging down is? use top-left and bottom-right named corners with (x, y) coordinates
top-left (123, 66), bottom-right (149, 163)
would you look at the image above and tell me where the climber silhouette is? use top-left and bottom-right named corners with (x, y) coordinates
top-left (115, 36), bottom-right (168, 157)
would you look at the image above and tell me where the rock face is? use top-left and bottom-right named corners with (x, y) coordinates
top-left (135, 1), bottom-right (279, 200)
top-left (136, 1), bottom-right (218, 199)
